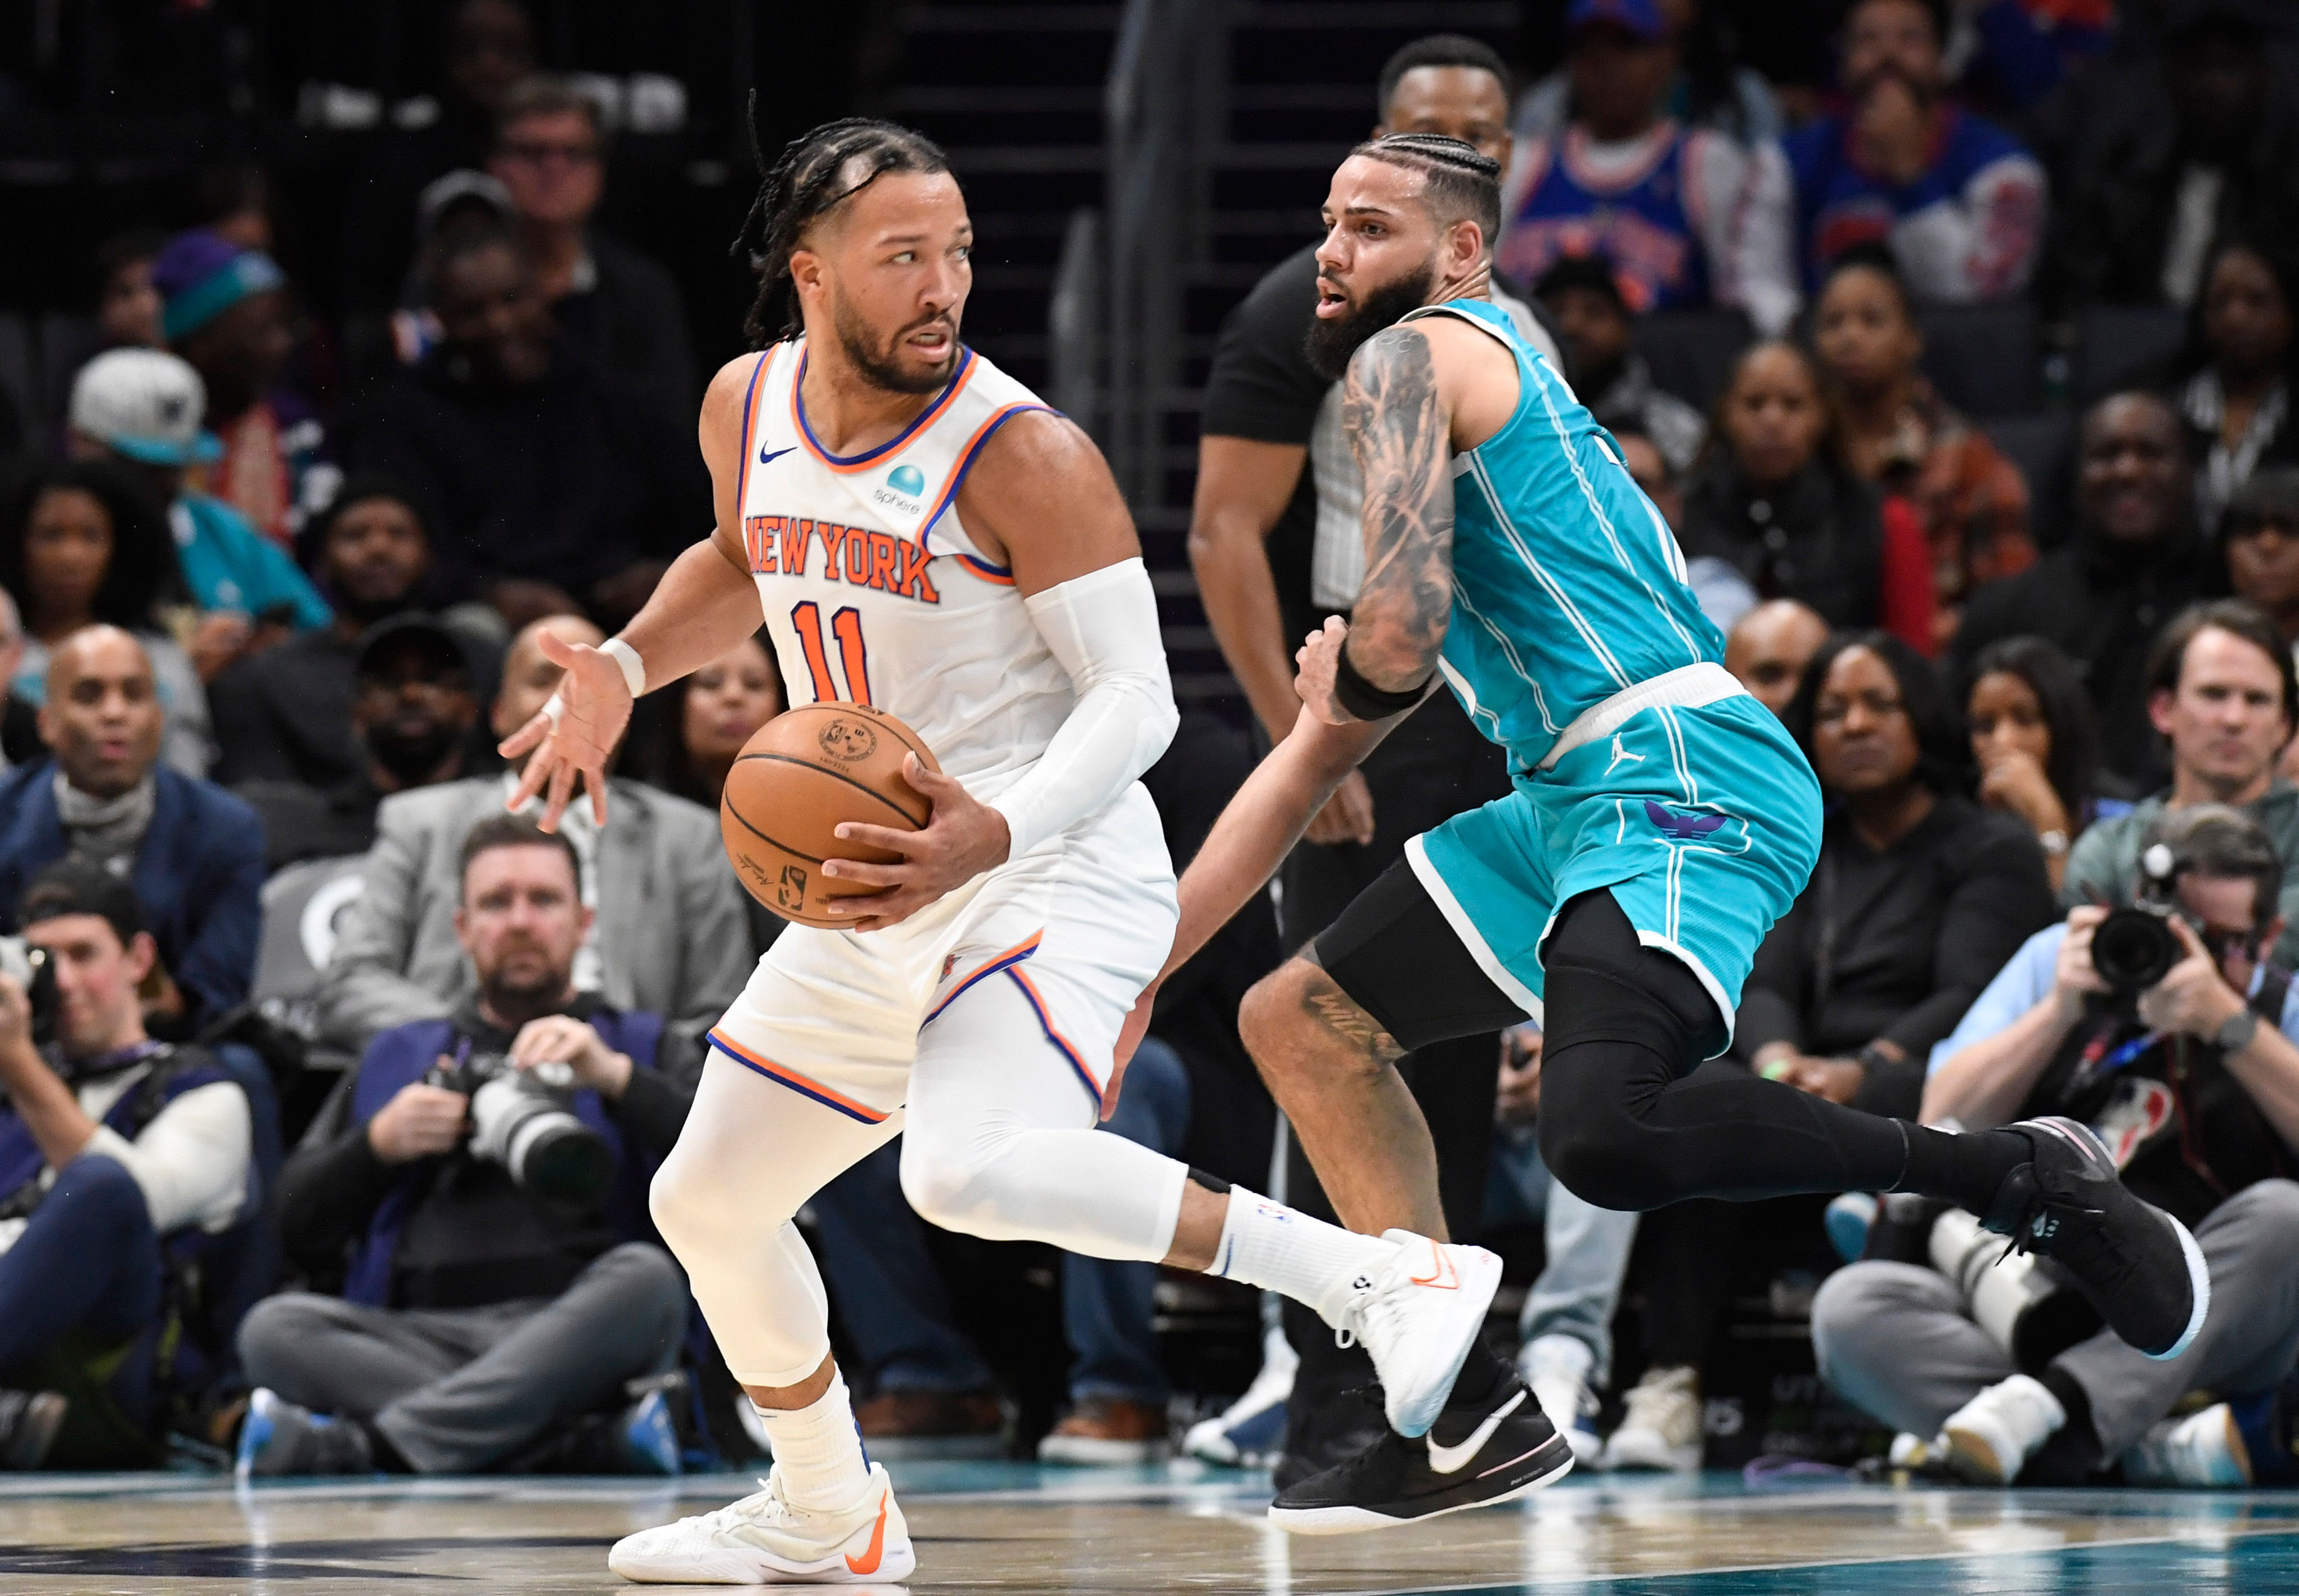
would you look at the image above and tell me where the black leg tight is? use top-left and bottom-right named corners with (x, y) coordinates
top-left (1535, 889), bottom-right (1929, 1211)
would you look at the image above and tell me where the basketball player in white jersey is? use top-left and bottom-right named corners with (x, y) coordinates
top-left (500, 117), bottom-right (1547, 1584)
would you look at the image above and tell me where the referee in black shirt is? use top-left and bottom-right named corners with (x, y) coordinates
top-left (1187, 33), bottom-right (1570, 1486)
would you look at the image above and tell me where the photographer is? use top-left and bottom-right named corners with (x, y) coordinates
top-left (235, 815), bottom-right (691, 1477)
top-left (1812, 806), bottom-right (2299, 1489)
top-left (0, 860), bottom-right (253, 1469)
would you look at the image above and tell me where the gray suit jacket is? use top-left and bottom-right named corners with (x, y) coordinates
top-left (317, 775), bottom-right (753, 1050)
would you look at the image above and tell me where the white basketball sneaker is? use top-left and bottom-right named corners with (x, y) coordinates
top-left (1343, 1229), bottom-right (1503, 1438)
top-left (1941, 1374), bottom-right (2066, 1486)
top-left (607, 1461), bottom-right (913, 1585)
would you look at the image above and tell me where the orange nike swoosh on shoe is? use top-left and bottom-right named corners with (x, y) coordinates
top-left (1408, 1240), bottom-right (1458, 1289)
top-left (846, 1491), bottom-right (890, 1575)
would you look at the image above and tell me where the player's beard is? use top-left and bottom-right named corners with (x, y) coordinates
top-left (834, 294), bottom-right (960, 395)
top-left (1304, 258), bottom-right (1437, 381)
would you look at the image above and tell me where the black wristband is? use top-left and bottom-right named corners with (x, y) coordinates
top-left (1332, 640), bottom-right (1431, 721)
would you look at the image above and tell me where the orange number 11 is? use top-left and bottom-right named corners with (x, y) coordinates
top-left (790, 601), bottom-right (873, 706)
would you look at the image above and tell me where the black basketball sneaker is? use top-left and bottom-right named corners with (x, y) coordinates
top-left (1267, 1378), bottom-right (1573, 1535)
top-left (1984, 1117), bottom-right (2209, 1360)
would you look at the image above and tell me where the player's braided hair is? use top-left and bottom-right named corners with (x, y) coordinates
top-left (1352, 132), bottom-right (1502, 254)
top-left (733, 104), bottom-right (953, 350)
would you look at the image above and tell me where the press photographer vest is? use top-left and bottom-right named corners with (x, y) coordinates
top-left (0, 1044), bottom-right (233, 1224)
top-left (2028, 968), bottom-right (2293, 1228)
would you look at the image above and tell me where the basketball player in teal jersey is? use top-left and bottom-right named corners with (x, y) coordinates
top-left (1124, 134), bottom-right (2210, 1529)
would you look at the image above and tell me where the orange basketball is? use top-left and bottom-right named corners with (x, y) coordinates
top-left (719, 703), bottom-right (940, 928)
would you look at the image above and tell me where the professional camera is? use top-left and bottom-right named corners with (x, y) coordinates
top-left (2090, 843), bottom-right (2197, 995)
top-left (424, 1050), bottom-right (612, 1203)
top-left (0, 936), bottom-right (59, 1045)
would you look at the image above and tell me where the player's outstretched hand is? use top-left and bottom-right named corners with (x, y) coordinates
top-left (499, 630), bottom-right (633, 833)
top-left (823, 754), bottom-right (1012, 932)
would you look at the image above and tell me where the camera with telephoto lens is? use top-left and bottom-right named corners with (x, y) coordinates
top-left (2089, 843), bottom-right (2197, 995)
top-left (0, 937), bottom-right (59, 1045)
top-left (424, 1050), bottom-right (612, 1202)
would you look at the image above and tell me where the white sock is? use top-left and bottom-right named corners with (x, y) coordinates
top-left (755, 1368), bottom-right (872, 1512)
top-left (1204, 1188), bottom-right (1400, 1328)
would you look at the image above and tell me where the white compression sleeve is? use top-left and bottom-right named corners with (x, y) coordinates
top-left (990, 557), bottom-right (1179, 857)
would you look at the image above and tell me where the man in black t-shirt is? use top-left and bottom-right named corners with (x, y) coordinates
top-left (1188, 33), bottom-right (1570, 1486)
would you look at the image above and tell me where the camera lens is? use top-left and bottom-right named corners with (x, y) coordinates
top-left (2091, 907), bottom-right (2181, 993)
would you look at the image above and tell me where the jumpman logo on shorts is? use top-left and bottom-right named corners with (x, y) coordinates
top-left (1605, 733), bottom-right (1645, 776)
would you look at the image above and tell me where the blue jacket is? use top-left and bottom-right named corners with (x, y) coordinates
top-left (0, 761), bottom-right (267, 1022)
top-left (342, 1009), bottom-right (668, 1307)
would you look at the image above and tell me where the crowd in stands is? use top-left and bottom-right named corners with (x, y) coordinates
top-left (2, 0), bottom-right (2299, 1497)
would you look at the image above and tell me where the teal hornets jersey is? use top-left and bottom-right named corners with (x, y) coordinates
top-left (1406, 300), bottom-right (1724, 766)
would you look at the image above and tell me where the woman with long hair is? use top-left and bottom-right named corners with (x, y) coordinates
top-left (2163, 239), bottom-right (2299, 535)
top-left (0, 458), bottom-right (212, 775)
top-left (1812, 245), bottom-right (2035, 649)
top-left (1965, 635), bottom-right (2108, 891)
top-left (1677, 339), bottom-right (1937, 651)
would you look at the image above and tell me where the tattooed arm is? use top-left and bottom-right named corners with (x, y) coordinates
top-left (1304, 323), bottom-right (1457, 725)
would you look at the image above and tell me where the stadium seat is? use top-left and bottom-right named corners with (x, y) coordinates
top-left (1632, 307), bottom-right (1752, 411)
top-left (253, 855), bottom-right (368, 1007)
top-left (1983, 412), bottom-right (2077, 549)
top-left (1918, 300), bottom-right (2041, 419)
top-left (2074, 303), bottom-right (2187, 404)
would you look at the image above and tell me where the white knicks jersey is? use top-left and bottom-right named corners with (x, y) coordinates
top-left (732, 336), bottom-right (1077, 796)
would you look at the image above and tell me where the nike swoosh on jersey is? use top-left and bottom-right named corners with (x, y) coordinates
top-left (845, 1491), bottom-right (890, 1575)
top-left (759, 444), bottom-right (796, 466)
top-left (1426, 1387), bottom-right (1527, 1475)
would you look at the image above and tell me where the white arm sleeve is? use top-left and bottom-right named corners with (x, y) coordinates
top-left (83, 1081), bottom-right (252, 1235)
top-left (1686, 131), bottom-right (1801, 338)
top-left (990, 557), bottom-right (1179, 858)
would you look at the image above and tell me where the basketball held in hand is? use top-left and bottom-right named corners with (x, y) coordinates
top-left (720, 704), bottom-right (940, 928)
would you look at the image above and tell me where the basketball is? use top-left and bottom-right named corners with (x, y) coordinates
top-left (719, 703), bottom-right (941, 928)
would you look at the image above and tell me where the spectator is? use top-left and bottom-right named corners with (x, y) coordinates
top-left (2064, 600), bottom-right (2299, 966)
top-left (488, 76), bottom-right (698, 428)
top-left (2041, 1), bottom-right (2299, 314)
top-left (346, 225), bottom-right (709, 633)
top-left (1747, 631), bottom-right (2056, 1119)
top-left (1, 460), bottom-right (212, 777)
top-left (0, 628), bottom-right (264, 1030)
top-left (64, 350), bottom-right (331, 676)
top-left (1952, 0), bottom-right (2113, 116)
top-left (1818, 805), bottom-right (2299, 1487)
top-left (1621, 423), bottom-right (1759, 628)
top-left (1724, 597), bottom-right (1831, 716)
top-left (2226, 468), bottom-right (2299, 657)
top-left (1785, 0), bottom-right (2046, 301)
top-left (92, 230), bottom-right (164, 352)
top-left (1614, 426), bottom-right (1685, 530)
top-left (1533, 255), bottom-right (1708, 474)
top-left (1812, 245), bottom-right (2035, 649)
top-left (1189, 32), bottom-right (1552, 1487)
top-left (1952, 391), bottom-right (2221, 789)
top-left (236, 617), bottom-right (483, 873)
top-left (1512, 0), bottom-right (1787, 147)
top-left (0, 591), bottom-right (36, 770)
top-left (2164, 240), bottom-right (2299, 536)
top-left (237, 817), bottom-right (691, 1477)
top-left (209, 476), bottom-right (498, 792)
top-left (0, 861), bottom-right (254, 1470)
top-left (152, 229), bottom-right (333, 551)
top-left (1498, 0), bottom-right (1799, 334)
top-left (318, 615), bottom-right (751, 1052)
top-left (338, 0), bottom-right (538, 316)
top-left (634, 632), bottom-right (782, 812)
top-left (1487, 1023), bottom-right (1638, 1468)
top-left (1966, 635), bottom-right (2109, 892)
top-left (1678, 340), bottom-right (1936, 649)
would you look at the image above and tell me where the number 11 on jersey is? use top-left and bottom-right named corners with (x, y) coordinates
top-left (791, 601), bottom-right (873, 707)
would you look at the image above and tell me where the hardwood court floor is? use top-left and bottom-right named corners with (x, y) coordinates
top-left (5, 1463), bottom-right (2299, 1594)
